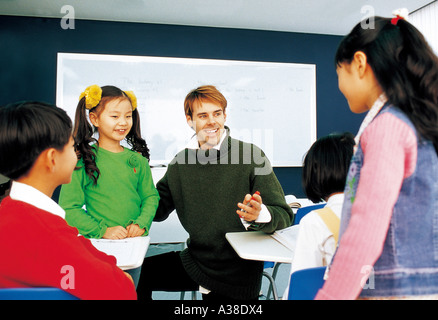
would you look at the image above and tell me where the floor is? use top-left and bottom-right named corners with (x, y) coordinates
top-left (145, 243), bottom-right (292, 300)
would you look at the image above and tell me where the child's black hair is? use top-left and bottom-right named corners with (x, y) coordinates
top-left (302, 132), bottom-right (355, 203)
top-left (335, 16), bottom-right (438, 154)
top-left (0, 101), bottom-right (72, 180)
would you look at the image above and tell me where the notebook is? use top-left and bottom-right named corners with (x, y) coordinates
top-left (90, 236), bottom-right (150, 270)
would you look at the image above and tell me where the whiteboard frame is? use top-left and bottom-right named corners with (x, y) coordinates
top-left (56, 52), bottom-right (316, 167)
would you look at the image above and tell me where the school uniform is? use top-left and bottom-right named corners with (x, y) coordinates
top-left (0, 181), bottom-right (137, 300)
top-left (283, 193), bottom-right (343, 298)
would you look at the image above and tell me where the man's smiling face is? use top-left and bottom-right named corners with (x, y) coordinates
top-left (186, 100), bottom-right (226, 150)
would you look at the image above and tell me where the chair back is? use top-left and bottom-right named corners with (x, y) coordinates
top-left (0, 287), bottom-right (79, 300)
top-left (293, 204), bottom-right (325, 225)
top-left (288, 266), bottom-right (326, 300)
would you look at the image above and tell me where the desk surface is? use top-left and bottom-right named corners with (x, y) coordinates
top-left (226, 231), bottom-right (293, 264)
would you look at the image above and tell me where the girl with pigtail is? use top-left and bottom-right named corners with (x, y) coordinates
top-left (59, 85), bottom-right (159, 286)
top-left (73, 85), bottom-right (150, 185)
top-left (315, 11), bottom-right (438, 300)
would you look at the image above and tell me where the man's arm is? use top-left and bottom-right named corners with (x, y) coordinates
top-left (154, 169), bottom-right (176, 222)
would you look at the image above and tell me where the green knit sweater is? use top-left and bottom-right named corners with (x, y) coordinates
top-left (59, 146), bottom-right (160, 238)
top-left (155, 129), bottom-right (293, 299)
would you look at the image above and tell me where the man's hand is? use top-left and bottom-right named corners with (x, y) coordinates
top-left (237, 192), bottom-right (262, 222)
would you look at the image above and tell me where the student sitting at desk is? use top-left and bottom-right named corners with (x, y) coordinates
top-left (136, 85), bottom-right (293, 301)
top-left (284, 132), bottom-right (354, 298)
top-left (0, 101), bottom-right (136, 300)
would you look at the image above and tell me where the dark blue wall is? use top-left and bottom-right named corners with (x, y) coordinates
top-left (0, 15), bottom-right (364, 197)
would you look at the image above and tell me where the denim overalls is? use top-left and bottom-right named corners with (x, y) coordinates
top-left (340, 104), bottom-right (438, 297)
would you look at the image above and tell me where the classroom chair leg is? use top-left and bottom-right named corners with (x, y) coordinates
top-left (266, 263), bottom-right (282, 300)
top-left (262, 271), bottom-right (279, 300)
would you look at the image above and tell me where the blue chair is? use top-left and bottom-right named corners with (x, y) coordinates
top-left (293, 204), bottom-right (325, 225)
top-left (0, 287), bottom-right (79, 300)
top-left (287, 266), bottom-right (326, 300)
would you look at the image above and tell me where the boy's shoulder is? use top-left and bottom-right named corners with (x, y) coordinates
top-left (0, 197), bottom-right (70, 233)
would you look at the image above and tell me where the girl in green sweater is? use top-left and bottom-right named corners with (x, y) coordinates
top-left (59, 85), bottom-right (159, 241)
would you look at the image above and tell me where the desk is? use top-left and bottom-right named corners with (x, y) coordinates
top-left (225, 231), bottom-right (293, 264)
top-left (226, 230), bottom-right (295, 300)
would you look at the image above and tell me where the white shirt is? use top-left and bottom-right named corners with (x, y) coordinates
top-left (9, 181), bottom-right (66, 219)
top-left (283, 193), bottom-right (344, 299)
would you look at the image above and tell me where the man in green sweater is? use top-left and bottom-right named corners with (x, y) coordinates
top-left (137, 85), bottom-right (293, 300)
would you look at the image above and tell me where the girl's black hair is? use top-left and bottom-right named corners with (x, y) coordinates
top-left (74, 85), bottom-right (150, 185)
top-left (335, 16), bottom-right (438, 154)
top-left (302, 132), bottom-right (355, 203)
top-left (0, 101), bottom-right (72, 180)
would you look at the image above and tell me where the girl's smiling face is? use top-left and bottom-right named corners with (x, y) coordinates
top-left (89, 97), bottom-right (133, 148)
top-left (336, 52), bottom-right (384, 114)
top-left (336, 62), bottom-right (370, 114)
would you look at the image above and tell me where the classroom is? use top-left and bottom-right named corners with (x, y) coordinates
top-left (0, 0), bottom-right (438, 303)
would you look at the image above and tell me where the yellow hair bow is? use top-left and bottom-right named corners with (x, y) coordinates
top-left (124, 90), bottom-right (137, 111)
top-left (79, 84), bottom-right (102, 110)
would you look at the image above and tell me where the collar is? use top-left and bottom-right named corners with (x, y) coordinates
top-left (9, 181), bottom-right (66, 219)
top-left (186, 127), bottom-right (228, 150)
top-left (354, 93), bottom-right (388, 153)
top-left (325, 193), bottom-right (344, 206)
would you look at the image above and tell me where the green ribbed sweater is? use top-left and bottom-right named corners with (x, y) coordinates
top-left (59, 146), bottom-right (159, 238)
top-left (155, 130), bottom-right (293, 299)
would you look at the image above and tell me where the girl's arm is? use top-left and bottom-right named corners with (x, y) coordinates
top-left (130, 157), bottom-right (160, 235)
top-left (59, 166), bottom-right (107, 238)
top-left (315, 113), bottom-right (417, 300)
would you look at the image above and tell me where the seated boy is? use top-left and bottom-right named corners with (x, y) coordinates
top-left (0, 101), bottom-right (136, 300)
top-left (283, 132), bottom-right (354, 298)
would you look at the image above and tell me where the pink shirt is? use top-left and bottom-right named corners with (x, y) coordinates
top-left (315, 112), bottom-right (417, 300)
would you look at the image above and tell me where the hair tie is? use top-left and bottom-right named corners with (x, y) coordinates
top-left (391, 8), bottom-right (409, 25)
top-left (79, 85), bottom-right (102, 110)
top-left (124, 90), bottom-right (138, 111)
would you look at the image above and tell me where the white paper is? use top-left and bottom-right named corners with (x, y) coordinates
top-left (271, 225), bottom-right (300, 250)
top-left (90, 236), bottom-right (150, 270)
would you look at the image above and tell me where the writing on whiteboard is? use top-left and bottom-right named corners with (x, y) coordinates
top-left (56, 53), bottom-right (316, 167)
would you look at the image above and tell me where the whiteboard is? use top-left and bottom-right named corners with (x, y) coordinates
top-left (56, 53), bottom-right (316, 167)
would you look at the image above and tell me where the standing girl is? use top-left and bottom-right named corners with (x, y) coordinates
top-left (316, 13), bottom-right (438, 300)
top-left (60, 85), bottom-right (159, 241)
